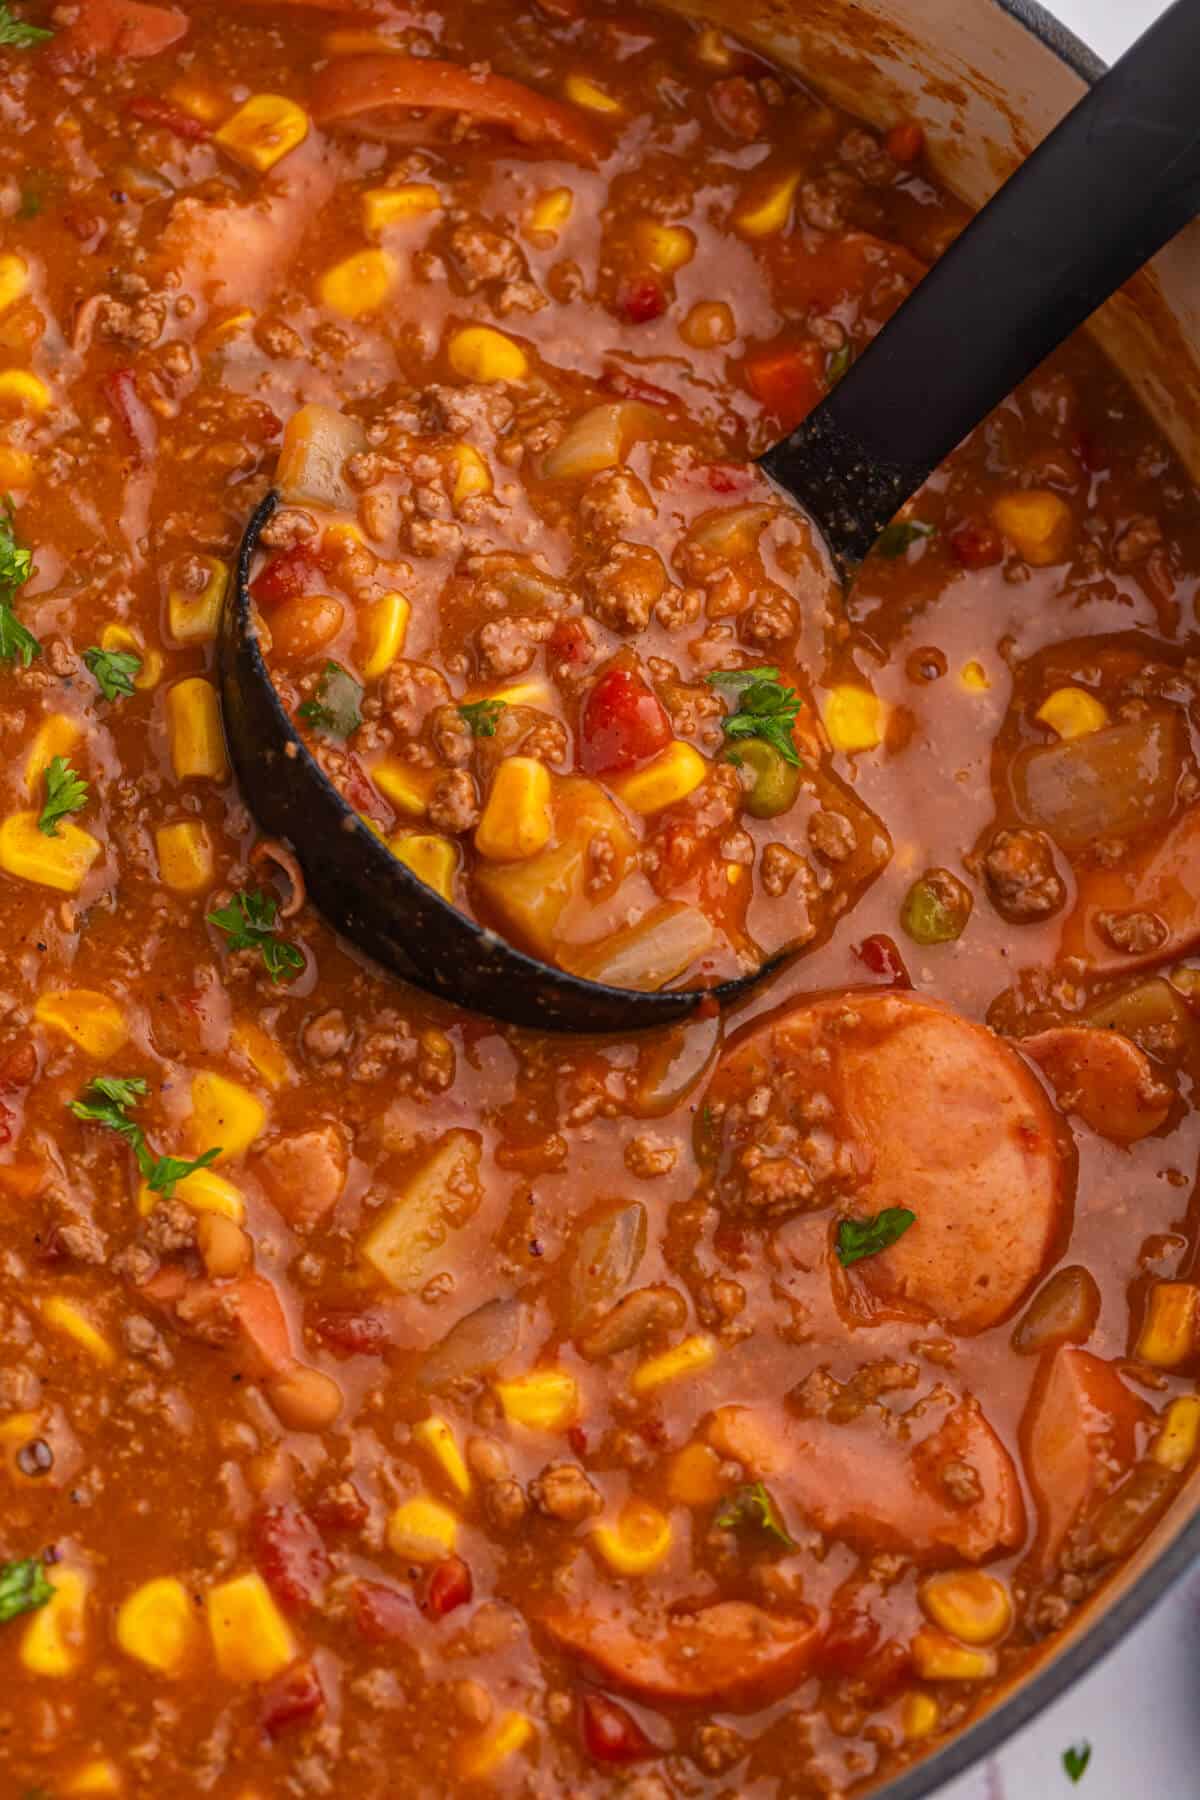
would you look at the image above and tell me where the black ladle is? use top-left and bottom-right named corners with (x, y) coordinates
top-left (220, 0), bottom-right (1200, 1032)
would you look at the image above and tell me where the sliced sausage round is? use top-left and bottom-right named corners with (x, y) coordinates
top-left (1021, 1026), bottom-right (1172, 1145)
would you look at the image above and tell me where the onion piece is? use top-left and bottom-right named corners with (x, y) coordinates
top-left (685, 502), bottom-right (776, 560)
top-left (567, 1202), bottom-right (647, 1331)
top-left (566, 902), bottom-right (716, 991)
top-left (276, 404), bottom-right (365, 511)
top-left (418, 1297), bottom-right (522, 1393)
top-left (543, 402), bottom-right (660, 481)
top-left (311, 56), bottom-right (606, 164)
top-left (631, 1013), bottom-right (722, 1119)
top-left (1010, 712), bottom-right (1183, 852)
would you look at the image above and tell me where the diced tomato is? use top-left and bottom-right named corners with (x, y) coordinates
top-left (0, 1104), bottom-right (13, 1151)
top-left (743, 339), bottom-right (826, 431)
top-left (885, 121), bottom-right (925, 165)
top-left (695, 461), bottom-right (755, 495)
top-left (260, 1661), bottom-right (325, 1738)
top-left (103, 368), bottom-right (157, 461)
top-left (580, 667), bottom-right (671, 775)
top-left (814, 1606), bottom-right (881, 1678)
top-left (548, 616), bottom-right (594, 670)
top-left (252, 547), bottom-right (325, 607)
top-left (352, 1579), bottom-right (414, 1645)
top-left (310, 1307), bottom-right (392, 1356)
top-left (616, 276), bottom-right (668, 326)
top-left (579, 1692), bottom-right (657, 1764)
top-left (949, 517), bottom-right (1004, 569)
top-left (856, 1638), bottom-right (913, 1703)
top-left (0, 1041), bottom-right (37, 1094)
top-left (252, 1505), bottom-right (331, 1614)
top-left (126, 96), bottom-right (213, 141)
top-left (311, 1481), bottom-right (369, 1534)
top-left (601, 363), bottom-right (677, 410)
top-left (228, 1274), bottom-right (293, 1378)
top-left (567, 1424), bottom-right (588, 1457)
top-left (60, 0), bottom-right (189, 59)
top-left (853, 934), bottom-right (911, 987)
top-left (422, 1555), bottom-right (473, 1619)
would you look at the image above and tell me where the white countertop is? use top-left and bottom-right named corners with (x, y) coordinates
top-left (932, 3), bottom-right (1198, 1798)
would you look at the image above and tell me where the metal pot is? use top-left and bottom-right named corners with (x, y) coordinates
top-left (655, 1), bottom-right (1200, 1793)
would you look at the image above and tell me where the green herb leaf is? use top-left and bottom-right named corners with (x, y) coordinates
top-left (83, 645), bottom-right (141, 702)
top-left (458, 698), bottom-right (506, 738)
top-left (143, 1146), bottom-right (221, 1199)
top-left (0, 599), bottom-right (41, 667)
top-left (827, 343), bottom-right (852, 385)
top-left (68, 1076), bottom-right (220, 1194)
top-left (0, 4), bottom-right (53, 48)
top-left (836, 1207), bottom-right (917, 1268)
top-left (0, 499), bottom-right (40, 667)
top-left (207, 888), bottom-right (305, 983)
top-left (714, 1481), bottom-right (796, 1551)
top-left (0, 1557), bottom-right (53, 1624)
top-left (297, 661), bottom-right (362, 738)
top-left (706, 667), bottom-right (802, 766)
top-left (37, 756), bottom-right (88, 837)
top-left (875, 519), bottom-right (936, 559)
top-left (17, 186), bottom-right (42, 219)
top-left (1062, 1742), bottom-right (1092, 1784)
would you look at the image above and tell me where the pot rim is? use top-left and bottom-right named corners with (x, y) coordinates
top-left (874, 7), bottom-right (1200, 1797)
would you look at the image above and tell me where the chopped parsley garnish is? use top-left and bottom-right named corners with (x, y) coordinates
top-left (875, 518), bottom-right (936, 559)
top-left (714, 1481), bottom-right (796, 1552)
top-left (836, 1207), bottom-right (917, 1268)
top-left (706, 665), bottom-right (802, 766)
top-left (297, 661), bottom-right (362, 738)
top-left (1062, 1742), bottom-right (1092, 1784)
top-left (0, 498), bottom-right (40, 667)
top-left (17, 186), bottom-right (42, 219)
top-left (68, 1074), bottom-right (220, 1197)
top-left (458, 697), bottom-right (506, 738)
top-left (0, 1557), bottom-right (53, 1623)
top-left (207, 887), bottom-right (305, 983)
top-left (37, 756), bottom-right (88, 836)
top-left (0, 4), bottom-right (52, 48)
top-left (827, 342), bottom-right (852, 385)
top-left (83, 645), bottom-right (141, 702)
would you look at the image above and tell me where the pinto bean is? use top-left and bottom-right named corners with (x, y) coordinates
top-left (1021, 1346), bottom-right (1150, 1570)
top-left (578, 1285), bottom-right (686, 1360)
top-left (1021, 1026), bottom-right (1172, 1145)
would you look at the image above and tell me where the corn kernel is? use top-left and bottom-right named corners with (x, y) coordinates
top-left (386, 1495), bottom-right (458, 1562)
top-left (0, 370), bottom-right (50, 415)
top-left (734, 170), bottom-right (802, 237)
top-left (448, 325), bottom-right (529, 384)
top-left (390, 831), bottom-right (459, 903)
top-left (138, 1165), bottom-right (246, 1223)
top-left (167, 678), bottom-right (228, 782)
top-left (316, 248), bottom-right (398, 320)
top-left (822, 685), bottom-right (886, 753)
top-left (592, 1498), bottom-right (673, 1575)
top-left (1153, 1395), bottom-right (1200, 1472)
top-left (371, 759), bottom-right (436, 818)
top-left (0, 254), bottom-right (29, 314)
top-left (167, 78), bottom-right (229, 123)
top-left (911, 1626), bottom-right (997, 1682)
top-left (495, 1368), bottom-right (580, 1431)
top-left (169, 556), bottom-right (228, 645)
top-left (214, 94), bottom-right (309, 173)
top-left (0, 445), bottom-right (34, 488)
top-left (960, 660), bottom-right (990, 692)
top-left (459, 1711), bottom-right (535, 1782)
top-left (991, 489), bottom-right (1074, 566)
top-left (900, 1691), bottom-right (940, 1741)
top-left (918, 1569), bottom-right (1012, 1646)
top-left (63, 1759), bottom-right (123, 1797)
top-left (667, 1441), bottom-right (725, 1506)
top-left (475, 757), bottom-right (553, 861)
top-left (471, 678), bottom-right (553, 709)
top-left (360, 591), bottom-right (410, 680)
top-left (322, 27), bottom-right (403, 53)
top-left (0, 811), bottom-right (101, 893)
top-left (26, 713), bottom-right (83, 792)
top-left (413, 1415), bottom-right (472, 1499)
top-left (231, 1020), bottom-right (293, 1092)
top-left (34, 988), bottom-right (128, 1058)
top-left (362, 183), bottom-right (441, 234)
top-left (694, 24), bottom-right (735, 67)
top-left (188, 1071), bottom-right (266, 1163)
top-left (100, 623), bottom-right (161, 689)
top-left (156, 821), bottom-right (215, 895)
top-left (611, 742), bottom-right (707, 815)
top-left (1137, 1281), bottom-right (1200, 1368)
top-left (1035, 686), bottom-right (1109, 740)
top-left (564, 72), bottom-right (623, 115)
top-left (21, 1567), bottom-right (88, 1676)
top-left (116, 1576), bottom-right (200, 1676)
top-left (449, 443), bottom-right (492, 507)
top-left (42, 1296), bottom-right (115, 1366)
top-left (631, 1333), bottom-right (716, 1395)
top-left (206, 1572), bottom-right (296, 1682)
top-left (634, 220), bottom-right (695, 273)
top-left (527, 186), bottom-right (573, 238)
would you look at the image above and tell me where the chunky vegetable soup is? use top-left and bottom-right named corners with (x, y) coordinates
top-left (2, 0), bottom-right (1200, 1794)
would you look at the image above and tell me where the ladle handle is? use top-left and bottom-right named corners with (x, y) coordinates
top-left (760, 0), bottom-right (1200, 573)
